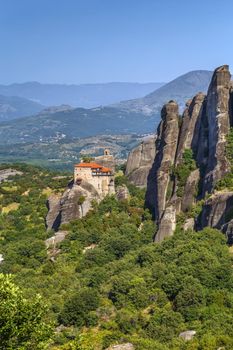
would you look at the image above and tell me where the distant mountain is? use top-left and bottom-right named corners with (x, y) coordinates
top-left (0, 70), bottom-right (213, 146)
top-left (0, 82), bottom-right (165, 108)
top-left (0, 95), bottom-right (44, 121)
top-left (113, 70), bottom-right (213, 114)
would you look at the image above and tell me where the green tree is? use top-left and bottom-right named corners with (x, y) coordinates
top-left (0, 273), bottom-right (52, 349)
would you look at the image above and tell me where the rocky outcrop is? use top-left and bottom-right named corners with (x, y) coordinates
top-left (202, 65), bottom-right (231, 193)
top-left (196, 191), bottom-right (233, 232)
top-left (46, 181), bottom-right (100, 231)
top-left (125, 136), bottom-right (156, 187)
top-left (175, 93), bottom-right (205, 164)
top-left (145, 100), bottom-right (179, 222)
top-left (116, 185), bottom-right (130, 201)
top-left (46, 194), bottom-right (62, 231)
top-left (179, 330), bottom-right (196, 341)
top-left (45, 230), bottom-right (69, 259)
top-left (106, 344), bottom-right (134, 350)
top-left (222, 220), bottom-right (233, 245)
top-left (181, 169), bottom-right (200, 212)
top-left (142, 65), bottom-right (233, 242)
top-left (60, 181), bottom-right (99, 224)
top-left (155, 205), bottom-right (177, 242)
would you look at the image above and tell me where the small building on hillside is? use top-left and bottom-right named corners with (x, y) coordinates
top-left (74, 162), bottom-right (115, 198)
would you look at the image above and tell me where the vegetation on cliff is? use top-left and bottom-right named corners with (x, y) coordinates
top-left (0, 164), bottom-right (233, 349)
top-left (173, 149), bottom-right (197, 197)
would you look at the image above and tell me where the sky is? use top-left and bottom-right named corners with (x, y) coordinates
top-left (0, 0), bottom-right (233, 84)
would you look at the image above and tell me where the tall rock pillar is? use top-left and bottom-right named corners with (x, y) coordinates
top-left (203, 65), bottom-right (231, 193)
top-left (145, 100), bottom-right (179, 222)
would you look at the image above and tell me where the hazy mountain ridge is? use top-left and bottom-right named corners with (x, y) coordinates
top-left (0, 81), bottom-right (164, 108)
top-left (0, 70), bottom-right (214, 146)
top-left (113, 70), bottom-right (213, 114)
top-left (0, 94), bottom-right (44, 121)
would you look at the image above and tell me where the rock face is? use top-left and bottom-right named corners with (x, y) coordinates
top-left (145, 100), bottom-right (179, 222)
top-left (116, 185), bottom-right (130, 201)
top-left (202, 65), bottom-right (231, 193)
top-left (125, 136), bottom-right (156, 187)
top-left (46, 181), bottom-right (100, 231)
top-left (46, 194), bottom-right (62, 231)
top-left (142, 65), bottom-right (233, 242)
top-left (181, 169), bottom-right (200, 212)
top-left (175, 93), bottom-right (205, 164)
top-left (197, 191), bottom-right (233, 234)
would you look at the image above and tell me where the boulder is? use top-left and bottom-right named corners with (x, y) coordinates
top-left (179, 330), bottom-right (196, 341)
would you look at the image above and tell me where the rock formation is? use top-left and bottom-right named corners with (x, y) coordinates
top-left (125, 136), bottom-right (156, 187)
top-left (46, 180), bottom-right (100, 231)
top-left (116, 185), bottom-right (130, 201)
top-left (140, 65), bottom-right (233, 242)
top-left (202, 65), bottom-right (231, 193)
top-left (145, 100), bottom-right (179, 220)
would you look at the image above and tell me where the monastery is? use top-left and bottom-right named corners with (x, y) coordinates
top-left (74, 150), bottom-right (115, 198)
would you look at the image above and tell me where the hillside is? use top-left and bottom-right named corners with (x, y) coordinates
top-left (0, 107), bottom-right (156, 145)
top-left (0, 94), bottom-right (44, 121)
top-left (113, 70), bottom-right (213, 114)
top-left (0, 81), bottom-right (164, 108)
top-left (1, 164), bottom-right (233, 350)
top-left (0, 134), bottom-right (142, 170)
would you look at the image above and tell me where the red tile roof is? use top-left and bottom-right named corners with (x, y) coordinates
top-left (75, 162), bottom-right (112, 173)
top-left (75, 162), bottom-right (103, 169)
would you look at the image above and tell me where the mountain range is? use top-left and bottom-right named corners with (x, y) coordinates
top-left (0, 69), bottom-right (215, 170)
top-left (0, 70), bottom-right (213, 144)
top-left (0, 95), bottom-right (44, 121)
top-left (0, 81), bottom-right (164, 112)
top-left (113, 70), bottom-right (213, 114)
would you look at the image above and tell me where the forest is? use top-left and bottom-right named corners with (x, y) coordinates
top-left (0, 164), bottom-right (233, 350)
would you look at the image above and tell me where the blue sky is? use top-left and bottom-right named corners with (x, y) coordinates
top-left (0, 0), bottom-right (232, 84)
